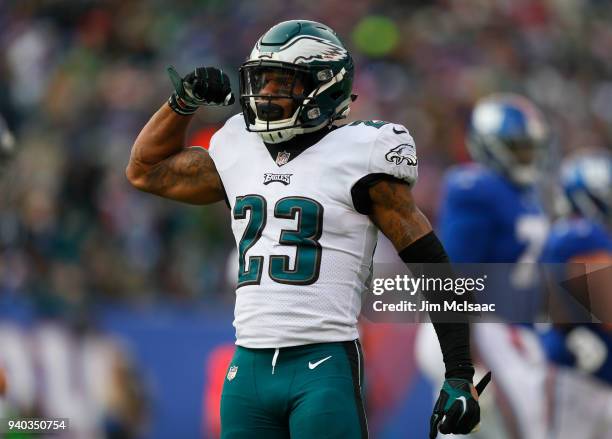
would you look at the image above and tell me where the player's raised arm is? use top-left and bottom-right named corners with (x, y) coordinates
top-left (126, 67), bottom-right (234, 205)
top-left (368, 179), bottom-right (486, 437)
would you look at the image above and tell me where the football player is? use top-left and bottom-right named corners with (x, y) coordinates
top-left (542, 150), bottom-right (612, 265)
top-left (540, 150), bottom-right (612, 363)
top-left (127, 20), bottom-right (483, 438)
top-left (417, 94), bottom-right (552, 438)
top-left (439, 93), bottom-right (549, 282)
top-left (537, 151), bottom-right (612, 438)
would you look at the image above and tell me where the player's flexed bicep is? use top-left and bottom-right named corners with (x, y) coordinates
top-left (126, 66), bottom-right (233, 205)
top-left (131, 143), bottom-right (224, 205)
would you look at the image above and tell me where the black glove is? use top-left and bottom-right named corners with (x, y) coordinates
top-left (167, 66), bottom-right (235, 115)
top-left (429, 371), bottom-right (491, 438)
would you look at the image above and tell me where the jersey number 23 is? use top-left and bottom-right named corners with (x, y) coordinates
top-left (233, 195), bottom-right (323, 287)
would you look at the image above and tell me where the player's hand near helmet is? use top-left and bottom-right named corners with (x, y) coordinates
top-left (429, 372), bottom-right (491, 438)
top-left (167, 66), bottom-right (235, 115)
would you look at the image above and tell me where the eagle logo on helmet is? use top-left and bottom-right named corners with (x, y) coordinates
top-left (252, 36), bottom-right (348, 64)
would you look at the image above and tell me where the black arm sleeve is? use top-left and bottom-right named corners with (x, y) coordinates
top-left (399, 231), bottom-right (475, 381)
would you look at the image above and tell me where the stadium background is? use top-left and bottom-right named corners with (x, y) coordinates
top-left (0, 0), bottom-right (611, 438)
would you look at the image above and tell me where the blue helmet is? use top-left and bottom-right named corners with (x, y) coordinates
top-left (467, 93), bottom-right (548, 186)
top-left (560, 150), bottom-right (612, 224)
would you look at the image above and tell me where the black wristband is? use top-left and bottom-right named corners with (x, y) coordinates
top-left (399, 231), bottom-right (474, 381)
top-left (168, 93), bottom-right (198, 116)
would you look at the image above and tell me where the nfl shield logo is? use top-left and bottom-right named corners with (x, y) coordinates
top-left (276, 151), bottom-right (290, 166)
top-left (227, 365), bottom-right (238, 381)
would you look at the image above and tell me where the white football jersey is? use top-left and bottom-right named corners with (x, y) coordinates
top-left (209, 114), bottom-right (418, 348)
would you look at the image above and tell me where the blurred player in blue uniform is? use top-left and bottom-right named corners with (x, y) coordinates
top-left (542, 151), bottom-right (612, 264)
top-left (438, 93), bottom-right (549, 317)
top-left (540, 151), bottom-right (612, 385)
top-left (418, 94), bottom-right (553, 438)
top-left (531, 151), bottom-right (612, 438)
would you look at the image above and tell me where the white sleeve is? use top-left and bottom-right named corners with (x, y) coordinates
top-left (207, 130), bottom-right (220, 155)
top-left (368, 123), bottom-right (418, 186)
top-left (207, 114), bottom-right (243, 172)
top-left (207, 115), bottom-right (236, 156)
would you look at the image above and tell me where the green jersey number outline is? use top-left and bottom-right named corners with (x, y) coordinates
top-left (233, 195), bottom-right (323, 287)
top-left (233, 194), bottom-right (266, 286)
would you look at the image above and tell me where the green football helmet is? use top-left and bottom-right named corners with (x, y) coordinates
top-left (239, 20), bottom-right (355, 143)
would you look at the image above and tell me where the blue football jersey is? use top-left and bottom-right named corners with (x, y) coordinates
top-left (541, 217), bottom-right (612, 263)
top-left (539, 217), bottom-right (612, 383)
top-left (439, 163), bottom-right (549, 263)
top-left (438, 164), bottom-right (549, 320)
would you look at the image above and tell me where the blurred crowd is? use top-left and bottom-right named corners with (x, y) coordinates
top-left (1, 0), bottom-right (611, 309)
